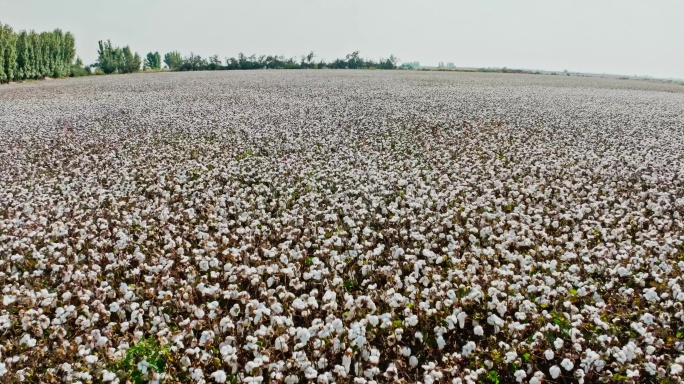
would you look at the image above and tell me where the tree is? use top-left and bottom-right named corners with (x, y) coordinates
top-left (144, 51), bottom-right (161, 70)
top-left (70, 56), bottom-right (90, 77)
top-left (208, 54), bottom-right (222, 70)
top-left (96, 40), bottom-right (120, 74)
top-left (0, 22), bottom-right (77, 83)
top-left (122, 46), bottom-right (140, 73)
top-left (0, 23), bottom-right (18, 82)
top-left (95, 40), bottom-right (140, 74)
top-left (163, 51), bottom-right (182, 70)
top-left (179, 52), bottom-right (207, 71)
top-left (346, 51), bottom-right (362, 69)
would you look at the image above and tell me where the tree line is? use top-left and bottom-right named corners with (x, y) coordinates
top-left (160, 50), bottom-right (398, 71)
top-left (1, 21), bottom-right (399, 84)
top-left (98, 49), bottom-right (398, 72)
top-left (94, 45), bottom-right (398, 74)
top-left (0, 22), bottom-right (88, 83)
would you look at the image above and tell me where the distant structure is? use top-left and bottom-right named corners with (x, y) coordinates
top-left (401, 61), bottom-right (420, 69)
top-left (438, 61), bottom-right (445, 68)
top-left (447, 62), bottom-right (455, 68)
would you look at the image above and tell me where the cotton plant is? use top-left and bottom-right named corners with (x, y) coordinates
top-left (0, 70), bottom-right (683, 383)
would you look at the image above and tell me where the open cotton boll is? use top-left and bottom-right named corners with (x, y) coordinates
top-left (514, 370), bottom-right (526, 382)
top-left (473, 325), bottom-right (484, 336)
top-left (102, 370), bottom-right (116, 382)
top-left (549, 365), bottom-right (561, 379)
top-left (671, 364), bottom-right (683, 375)
top-left (561, 358), bottom-right (574, 371)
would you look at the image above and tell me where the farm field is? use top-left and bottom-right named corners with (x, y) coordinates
top-left (1, 71), bottom-right (684, 383)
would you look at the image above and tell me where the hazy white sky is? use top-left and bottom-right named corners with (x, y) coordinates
top-left (2, 0), bottom-right (683, 79)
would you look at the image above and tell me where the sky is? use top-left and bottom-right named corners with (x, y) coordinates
top-left (2, 0), bottom-right (683, 79)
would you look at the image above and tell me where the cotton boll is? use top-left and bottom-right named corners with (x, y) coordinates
top-left (554, 338), bottom-right (564, 350)
top-left (514, 370), bottom-right (526, 382)
top-left (409, 356), bottom-right (419, 367)
top-left (102, 370), bottom-right (117, 382)
top-left (549, 365), bottom-right (561, 379)
top-left (671, 364), bottom-right (683, 375)
top-left (561, 358), bottom-right (574, 371)
top-left (211, 370), bottom-right (227, 383)
top-left (191, 368), bottom-right (204, 382)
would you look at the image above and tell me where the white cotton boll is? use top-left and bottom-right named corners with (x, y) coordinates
top-left (514, 370), bottom-right (526, 382)
top-left (138, 360), bottom-right (149, 374)
top-left (405, 315), bottom-right (418, 327)
top-left (85, 355), bottom-right (98, 364)
top-left (211, 370), bottom-right (227, 383)
top-left (474, 326), bottom-right (483, 336)
top-left (409, 356), bottom-right (419, 367)
top-left (626, 369), bottom-right (639, 378)
top-left (19, 334), bottom-right (37, 348)
top-left (561, 358), bottom-right (574, 371)
top-left (549, 365), bottom-right (561, 379)
top-left (343, 352), bottom-right (352, 373)
top-left (544, 350), bottom-right (554, 360)
top-left (671, 364), bottom-right (683, 375)
top-left (462, 341), bottom-right (476, 357)
top-left (180, 356), bottom-right (192, 367)
top-left (554, 338), bottom-right (564, 350)
top-left (2, 295), bottom-right (16, 306)
top-left (195, 308), bottom-right (205, 318)
top-left (401, 347), bottom-right (411, 357)
top-left (191, 368), bottom-right (204, 381)
top-left (304, 367), bottom-right (318, 379)
top-left (96, 336), bottom-right (109, 347)
top-left (102, 370), bottom-right (117, 382)
top-left (504, 351), bottom-right (517, 364)
top-left (437, 336), bottom-right (446, 350)
top-left (643, 288), bottom-right (660, 303)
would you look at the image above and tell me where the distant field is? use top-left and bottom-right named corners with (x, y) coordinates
top-left (1, 71), bottom-right (684, 383)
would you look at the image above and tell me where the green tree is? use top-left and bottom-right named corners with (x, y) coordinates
top-left (122, 46), bottom-right (136, 73)
top-left (163, 51), bottom-right (182, 70)
top-left (96, 41), bottom-right (140, 74)
top-left (96, 40), bottom-right (120, 74)
top-left (208, 54), bottom-right (222, 70)
top-left (346, 51), bottom-right (362, 69)
top-left (144, 51), bottom-right (161, 70)
top-left (179, 52), bottom-right (207, 71)
top-left (0, 23), bottom-right (18, 82)
top-left (0, 22), bottom-right (77, 83)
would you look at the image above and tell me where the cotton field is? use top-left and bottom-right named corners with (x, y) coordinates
top-left (1, 71), bottom-right (684, 383)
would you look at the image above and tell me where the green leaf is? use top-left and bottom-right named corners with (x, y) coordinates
top-left (488, 370), bottom-right (500, 384)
